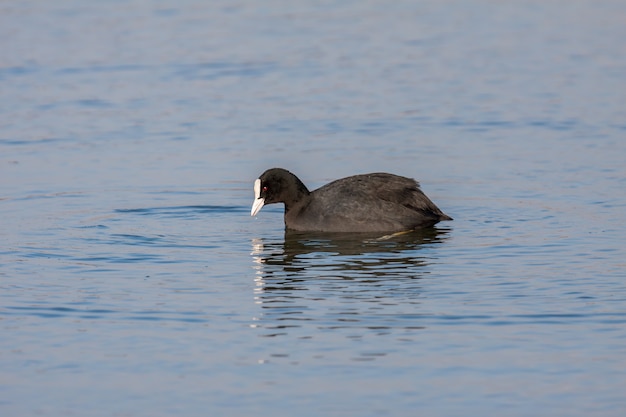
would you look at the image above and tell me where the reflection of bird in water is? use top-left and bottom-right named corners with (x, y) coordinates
top-left (249, 228), bottom-right (450, 337)
top-left (283, 227), bottom-right (449, 257)
top-left (251, 227), bottom-right (450, 295)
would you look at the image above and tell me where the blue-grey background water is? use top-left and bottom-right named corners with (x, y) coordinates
top-left (2, 1), bottom-right (625, 416)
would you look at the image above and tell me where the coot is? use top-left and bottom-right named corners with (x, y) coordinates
top-left (251, 168), bottom-right (452, 233)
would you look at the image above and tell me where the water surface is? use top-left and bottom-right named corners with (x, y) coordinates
top-left (2, 1), bottom-right (626, 416)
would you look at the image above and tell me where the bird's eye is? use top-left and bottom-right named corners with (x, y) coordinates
top-left (262, 186), bottom-right (268, 192)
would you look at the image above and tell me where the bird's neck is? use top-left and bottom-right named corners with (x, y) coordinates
top-left (284, 178), bottom-right (310, 211)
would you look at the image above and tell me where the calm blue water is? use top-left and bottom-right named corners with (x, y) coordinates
top-left (2, 1), bottom-right (626, 416)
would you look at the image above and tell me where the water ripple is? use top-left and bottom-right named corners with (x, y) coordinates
top-left (3, 305), bottom-right (209, 323)
top-left (116, 205), bottom-right (247, 218)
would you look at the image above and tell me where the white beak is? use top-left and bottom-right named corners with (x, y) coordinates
top-left (251, 178), bottom-right (264, 216)
top-left (251, 197), bottom-right (265, 216)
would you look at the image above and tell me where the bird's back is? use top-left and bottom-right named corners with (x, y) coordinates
top-left (285, 173), bottom-right (451, 232)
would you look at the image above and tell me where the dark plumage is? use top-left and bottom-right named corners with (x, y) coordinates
top-left (251, 168), bottom-right (452, 233)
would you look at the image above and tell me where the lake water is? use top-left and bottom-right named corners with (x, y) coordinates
top-left (2, 1), bottom-right (626, 416)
